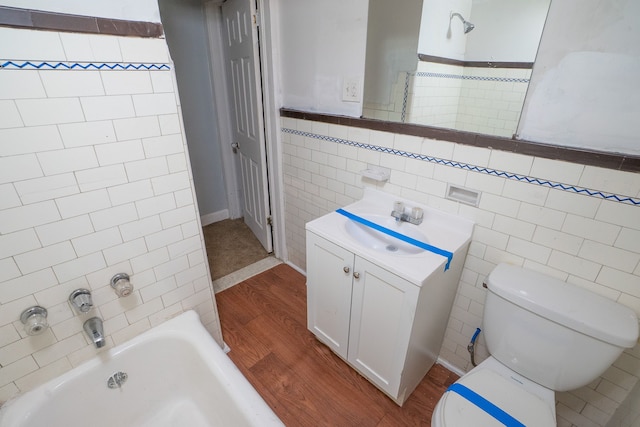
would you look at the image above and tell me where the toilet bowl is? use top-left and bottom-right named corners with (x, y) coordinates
top-left (432, 263), bottom-right (639, 427)
top-left (432, 358), bottom-right (555, 427)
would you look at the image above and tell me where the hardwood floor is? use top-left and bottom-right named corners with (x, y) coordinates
top-left (216, 264), bottom-right (459, 426)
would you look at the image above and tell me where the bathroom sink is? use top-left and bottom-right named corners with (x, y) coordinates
top-left (344, 214), bottom-right (428, 255)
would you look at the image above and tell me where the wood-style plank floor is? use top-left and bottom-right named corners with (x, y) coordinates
top-left (216, 264), bottom-right (459, 426)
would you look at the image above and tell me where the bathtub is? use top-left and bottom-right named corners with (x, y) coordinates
top-left (0, 311), bottom-right (283, 427)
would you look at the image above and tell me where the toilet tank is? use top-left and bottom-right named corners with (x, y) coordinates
top-left (484, 264), bottom-right (639, 392)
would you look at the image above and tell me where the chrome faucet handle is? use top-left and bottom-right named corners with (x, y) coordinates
top-left (69, 289), bottom-right (94, 313)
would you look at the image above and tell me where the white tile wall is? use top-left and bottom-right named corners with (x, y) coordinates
top-left (0, 27), bottom-right (222, 401)
top-left (282, 117), bottom-right (640, 427)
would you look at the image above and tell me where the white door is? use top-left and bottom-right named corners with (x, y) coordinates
top-left (222, 0), bottom-right (273, 252)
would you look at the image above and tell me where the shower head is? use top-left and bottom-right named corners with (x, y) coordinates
top-left (450, 12), bottom-right (475, 34)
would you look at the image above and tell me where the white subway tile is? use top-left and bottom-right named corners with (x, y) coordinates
top-left (14, 173), bottom-right (79, 205)
top-left (56, 190), bottom-right (111, 219)
top-left (15, 358), bottom-right (72, 392)
top-left (579, 240), bottom-right (639, 273)
top-left (139, 277), bottom-right (177, 303)
top-left (142, 134), bottom-right (183, 158)
top-left (32, 334), bottom-right (85, 367)
top-left (154, 256), bottom-right (189, 280)
top-left (0, 201), bottom-right (60, 234)
top-left (40, 71), bottom-right (104, 97)
top-left (75, 164), bottom-right (128, 192)
top-left (133, 93), bottom-right (177, 117)
top-left (502, 180), bottom-right (549, 206)
top-left (0, 28), bottom-right (65, 61)
top-left (596, 200), bottom-right (640, 231)
top-left (100, 71), bottom-right (153, 95)
top-left (0, 356), bottom-right (39, 388)
top-left (530, 158), bottom-right (584, 186)
top-left (124, 296), bottom-right (164, 325)
top-left (58, 120), bottom-right (116, 148)
top-left (0, 126), bottom-right (62, 156)
top-left (103, 238), bottom-right (148, 266)
top-left (164, 284), bottom-right (196, 308)
top-left (119, 216), bottom-right (162, 242)
top-left (580, 166), bottom-right (640, 199)
top-left (532, 227), bottom-right (583, 255)
top-left (0, 296), bottom-right (37, 327)
top-left (615, 228), bottom-right (640, 253)
top-left (95, 139), bottom-right (145, 166)
top-left (135, 193), bottom-right (176, 218)
top-left (85, 34), bottom-right (122, 62)
top-left (15, 98), bottom-right (84, 126)
top-left (14, 242), bottom-right (76, 275)
top-left (506, 237), bottom-right (551, 264)
top-left (151, 171), bottom-right (190, 195)
top-left (107, 180), bottom-right (153, 206)
top-left (113, 116), bottom-right (161, 141)
top-left (0, 229), bottom-right (41, 260)
top-left (0, 70), bottom-right (46, 99)
top-left (52, 253), bottom-right (106, 283)
top-left (167, 153), bottom-right (188, 173)
top-left (488, 150), bottom-right (533, 176)
top-left (158, 114), bottom-right (181, 135)
top-left (0, 184), bottom-right (20, 210)
top-left (545, 189), bottom-right (601, 219)
top-left (150, 72), bottom-right (174, 93)
top-left (80, 95), bottom-right (135, 121)
top-left (131, 248), bottom-right (170, 274)
top-left (49, 316), bottom-right (84, 341)
top-left (35, 215), bottom-right (93, 246)
top-left (562, 214), bottom-right (621, 245)
top-left (145, 226), bottom-right (183, 252)
top-left (148, 303), bottom-right (183, 327)
top-left (71, 227), bottom-right (122, 257)
top-left (89, 203), bottom-right (138, 231)
top-left (0, 258), bottom-right (20, 283)
top-left (0, 100), bottom-right (23, 128)
top-left (0, 324), bottom-right (20, 348)
top-left (0, 154), bottom-right (43, 185)
top-left (548, 250), bottom-right (602, 281)
top-left (0, 269), bottom-right (58, 304)
top-left (597, 267), bottom-right (640, 298)
top-left (517, 203), bottom-right (566, 230)
top-left (37, 147), bottom-right (98, 175)
top-left (175, 263), bottom-right (207, 286)
top-left (453, 144), bottom-right (491, 167)
top-left (58, 33), bottom-right (95, 62)
top-left (160, 206), bottom-right (196, 229)
top-left (478, 193), bottom-right (520, 218)
top-left (118, 38), bottom-right (169, 63)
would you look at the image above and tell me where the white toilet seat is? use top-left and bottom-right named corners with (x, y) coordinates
top-left (434, 367), bottom-right (556, 427)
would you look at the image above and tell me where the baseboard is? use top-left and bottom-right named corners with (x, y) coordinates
top-left (285, 261), bottom-right (306, 277)
top-left (436, 357), bottom-right (466, 377)
top-left (200, 209), bottom-right (229, 226)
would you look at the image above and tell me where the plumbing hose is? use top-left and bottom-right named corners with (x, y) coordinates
top-left (467, 328), bottom-right (481, 367)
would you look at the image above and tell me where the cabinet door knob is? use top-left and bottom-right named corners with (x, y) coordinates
top-left (343, 266), bottom-right (350, 274)
top-left (353, 272), bottom-right (360, 279)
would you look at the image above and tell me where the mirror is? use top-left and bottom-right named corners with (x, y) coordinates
top-left (363, 0), bottom-right (551, 138)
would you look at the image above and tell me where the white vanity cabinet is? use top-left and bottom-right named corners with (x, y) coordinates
top-left (307, 231), bottom-right (424, 405)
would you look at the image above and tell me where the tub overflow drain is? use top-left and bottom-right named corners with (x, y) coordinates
top-left (107, 371), bottom-right (128, 389)
top-left (386, 245), bottom-right (398, 252)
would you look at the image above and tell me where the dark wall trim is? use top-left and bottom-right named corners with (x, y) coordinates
top-left (0, 6), bottom-right (163, 38)
top-left (418, 54), bottom-right (534, 69)
top-left (280, 108), bottom-right (640, 173)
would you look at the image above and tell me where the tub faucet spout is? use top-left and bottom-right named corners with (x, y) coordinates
top-left (84, 317), bottom-right (106, 348)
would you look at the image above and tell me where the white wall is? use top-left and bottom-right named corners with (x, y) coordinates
top-left (418, 0), bottom-right (471, 61)
top-left (278, 0), bottom-right (368, 117)
top-left (0, 26), bottom-right (221, 401)
top-left (519, 0), bottom-right (640, 155)
top-left (0, 0), bottom-right (161, 22)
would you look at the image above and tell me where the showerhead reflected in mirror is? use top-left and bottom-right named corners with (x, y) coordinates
top-left (363, 0), bottom-right (551, 138)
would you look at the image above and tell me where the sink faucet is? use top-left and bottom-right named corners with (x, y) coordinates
top-left (391, 201), bottom-right (424, 225)
top-left (83, 317), bottom-right (106, 348)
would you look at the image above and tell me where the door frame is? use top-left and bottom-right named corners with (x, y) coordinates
top-left (203, 0), bottom-right (287, 260)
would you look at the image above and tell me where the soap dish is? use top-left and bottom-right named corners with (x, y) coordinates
top-left (360, 165), bottom-right (390, 182)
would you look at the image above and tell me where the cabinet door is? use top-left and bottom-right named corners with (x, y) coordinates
top-left (306, 232), bottom-right (354, 359)
top-left (347, 257), bottom-right (419, 397)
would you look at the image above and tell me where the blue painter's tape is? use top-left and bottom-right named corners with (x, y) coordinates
top-left (335, 208), bottom-right (453, 271)
top-left (447, 383), bottom-right (526, 427)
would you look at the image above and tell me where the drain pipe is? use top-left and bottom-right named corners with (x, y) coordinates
top-left (467, 328), bottom-right (481, 367)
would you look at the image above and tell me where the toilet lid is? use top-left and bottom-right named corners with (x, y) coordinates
top-left (439, 369), bottom-right (555, 427)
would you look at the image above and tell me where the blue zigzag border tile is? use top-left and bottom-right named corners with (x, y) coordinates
top-left (414, 71), bottom-right (530, 84)
top-left (282, 128), bottom-right (640, 206)
top-left (0, 60), bottom-right (170, 71)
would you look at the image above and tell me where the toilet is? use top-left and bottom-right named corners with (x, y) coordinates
top-left (432, 263), bottom-right (639, 427)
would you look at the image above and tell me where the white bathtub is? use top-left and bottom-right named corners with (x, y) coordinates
top-left (0, 311), bottom-right (283, 427)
